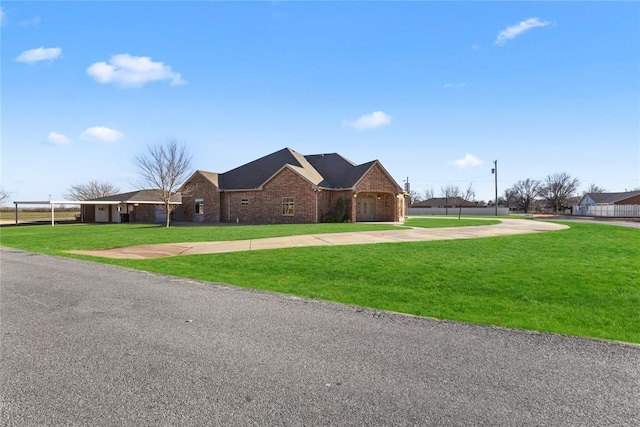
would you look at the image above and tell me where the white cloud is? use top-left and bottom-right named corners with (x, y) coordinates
top-left (495, 18), bottom-right (550, 46)
top-left (344, 111), bottom-right (391, 130)
top-left (86, 54), bottom-right (187, 87)
top-left (0, 7), bottom-right (6, 26)
top-left (15, 47), bottom-right (62, 63)
top-left (452, 153), bottom-right (482, 168)
top-left (46, 132), bottom-right (70, 146)
top-left (81, 126), bottom-right (124, 142)
top-left (21, 16), bottom-right (41, 27)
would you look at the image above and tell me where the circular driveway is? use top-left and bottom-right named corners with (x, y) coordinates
top-left (70, 218), bottom-right (568, 259)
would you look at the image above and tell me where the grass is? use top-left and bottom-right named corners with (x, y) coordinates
top-left (1, 219), bottom-right (638, 343)
top-left (0, 222), bottom-right (403, 252)
top-left (0, 210), bottom-right (79, 222)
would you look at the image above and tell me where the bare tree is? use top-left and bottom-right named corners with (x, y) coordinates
top-left (65, 180), bottom-right (120, 200)
top-left (408, 190), bottom-right (423, 205)
top-left (457, 183), bottom-right (475, 219)
top-left (505, 179), bottom-right (542, 213)
top-left (440, 185), bottom-right (460, 200)
top-left (423, 187), bottom-right (434, 200)
top-left (133, 138), bottom-right (193, 227)
top-left (440, 185), bottom-right (459, 215)
top-left (541, 172), bottom-right (580, 214)
top-left (0, 186), bottom-right (9, 206)
top-left (583, 183), bottom-right (606, 195)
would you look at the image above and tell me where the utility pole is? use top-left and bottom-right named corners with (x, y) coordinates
top-left (492, 160), bottom-right (498, 216)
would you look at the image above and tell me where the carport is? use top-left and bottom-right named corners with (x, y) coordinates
top-left (11, 200), bottom-right (120, 226)
top-left (13, 191), bottom-right (181, 226)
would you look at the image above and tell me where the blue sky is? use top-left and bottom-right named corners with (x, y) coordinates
top-left (2, 1), bottom-right (639, 204)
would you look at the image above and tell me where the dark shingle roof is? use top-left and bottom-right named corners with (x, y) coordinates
top-left (216, 147), bottom-right (395, 191)
top-left (582, 191), bottom-right (640, 205)
top-left (304, 153), bottom-right (372, 188)
top-left (219, 148), bottom-right (312, 189)
top-left (87, 189), bottom-right (181, 203)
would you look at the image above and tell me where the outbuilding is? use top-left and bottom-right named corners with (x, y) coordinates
top-left (79, 190), bottom-right (181, 223)
top-left (573, 191), bottom-right (640, 217)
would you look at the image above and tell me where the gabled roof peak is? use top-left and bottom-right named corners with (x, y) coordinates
top-left (187, 147), bottom-right (400, 192)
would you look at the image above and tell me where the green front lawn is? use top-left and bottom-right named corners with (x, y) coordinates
top-left (0, 222), bottom-right (402, 253)
top-left (1, 220), bottom-right (638, 343)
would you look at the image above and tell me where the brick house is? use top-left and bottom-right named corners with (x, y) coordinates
top-left (176, 147), bottom-right (407, 224)
top-left (79, 189), bottom-right (181, 223)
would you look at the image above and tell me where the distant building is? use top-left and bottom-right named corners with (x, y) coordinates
top-left (410, 197), bottom-right (481, 209)
top-left (408, 198), bottom-right (508, 216)
top-left (573, 191), bottom-right (640, 217)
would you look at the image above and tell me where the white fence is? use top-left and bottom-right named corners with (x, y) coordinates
top-left (572, 204), bottom-right (640, 218)
top-left (408, 207), bottom-right (510, 216)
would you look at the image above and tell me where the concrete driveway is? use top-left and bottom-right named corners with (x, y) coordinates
top-left (1, 248), bottom-right (638, 426)
top-left (70, 218), bottom-right (568, 259)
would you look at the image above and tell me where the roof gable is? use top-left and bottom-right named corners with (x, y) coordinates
top-left (181, 170), bottom-right (219, 191)
top-left (195, 147), bottom-right (401, 192)
top-left (219, 147), bottom-right (309, 190)
top-left (305, 154), bottom-right (376, 189)
top-left (198, 170), bottom-right (219, 186)
top-left (351, 161), bottom-right (403, 192)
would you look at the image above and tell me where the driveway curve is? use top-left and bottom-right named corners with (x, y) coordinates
top-left (70, 219), bottom-right (568, 259)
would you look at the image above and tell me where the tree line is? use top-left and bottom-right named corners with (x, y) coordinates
top-left (410, 172), bottom-right (619, 214)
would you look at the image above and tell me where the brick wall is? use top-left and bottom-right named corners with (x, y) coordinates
top-left (354, 163), bottom-right (401, 194)
top-left (222, 167), bottom-right (319, 224)
top-left (131, 205), bottom-right (157, 222)
top-left (616, 194), bottom-right (640, 205)
top-left (179, 173), bottom-right (221, 223)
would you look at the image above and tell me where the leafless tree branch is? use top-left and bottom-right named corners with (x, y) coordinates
top-left (133, 138), bottom-right (193, 227)
top-left (65, 180), bottom-right (120, 201)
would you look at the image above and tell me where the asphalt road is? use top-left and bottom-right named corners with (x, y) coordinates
top-left (1, 248), bottom-right (639, 426)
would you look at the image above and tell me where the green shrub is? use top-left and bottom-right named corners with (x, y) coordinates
top-left (322, 197), bottom-right (346, 223)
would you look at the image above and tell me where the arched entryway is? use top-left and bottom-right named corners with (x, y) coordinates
top-left (356, 193), bottom-right (377, 221)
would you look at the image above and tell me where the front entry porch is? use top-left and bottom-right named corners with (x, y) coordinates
top-left (355, 192), bottom-right (396, 222)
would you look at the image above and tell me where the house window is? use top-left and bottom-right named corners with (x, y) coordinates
top-left (282, 197), bottom-right (294, 216)
top-left (241, 198), bottom-right (249, 206)
top-left (194, 198), bottom-right (204, 214)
